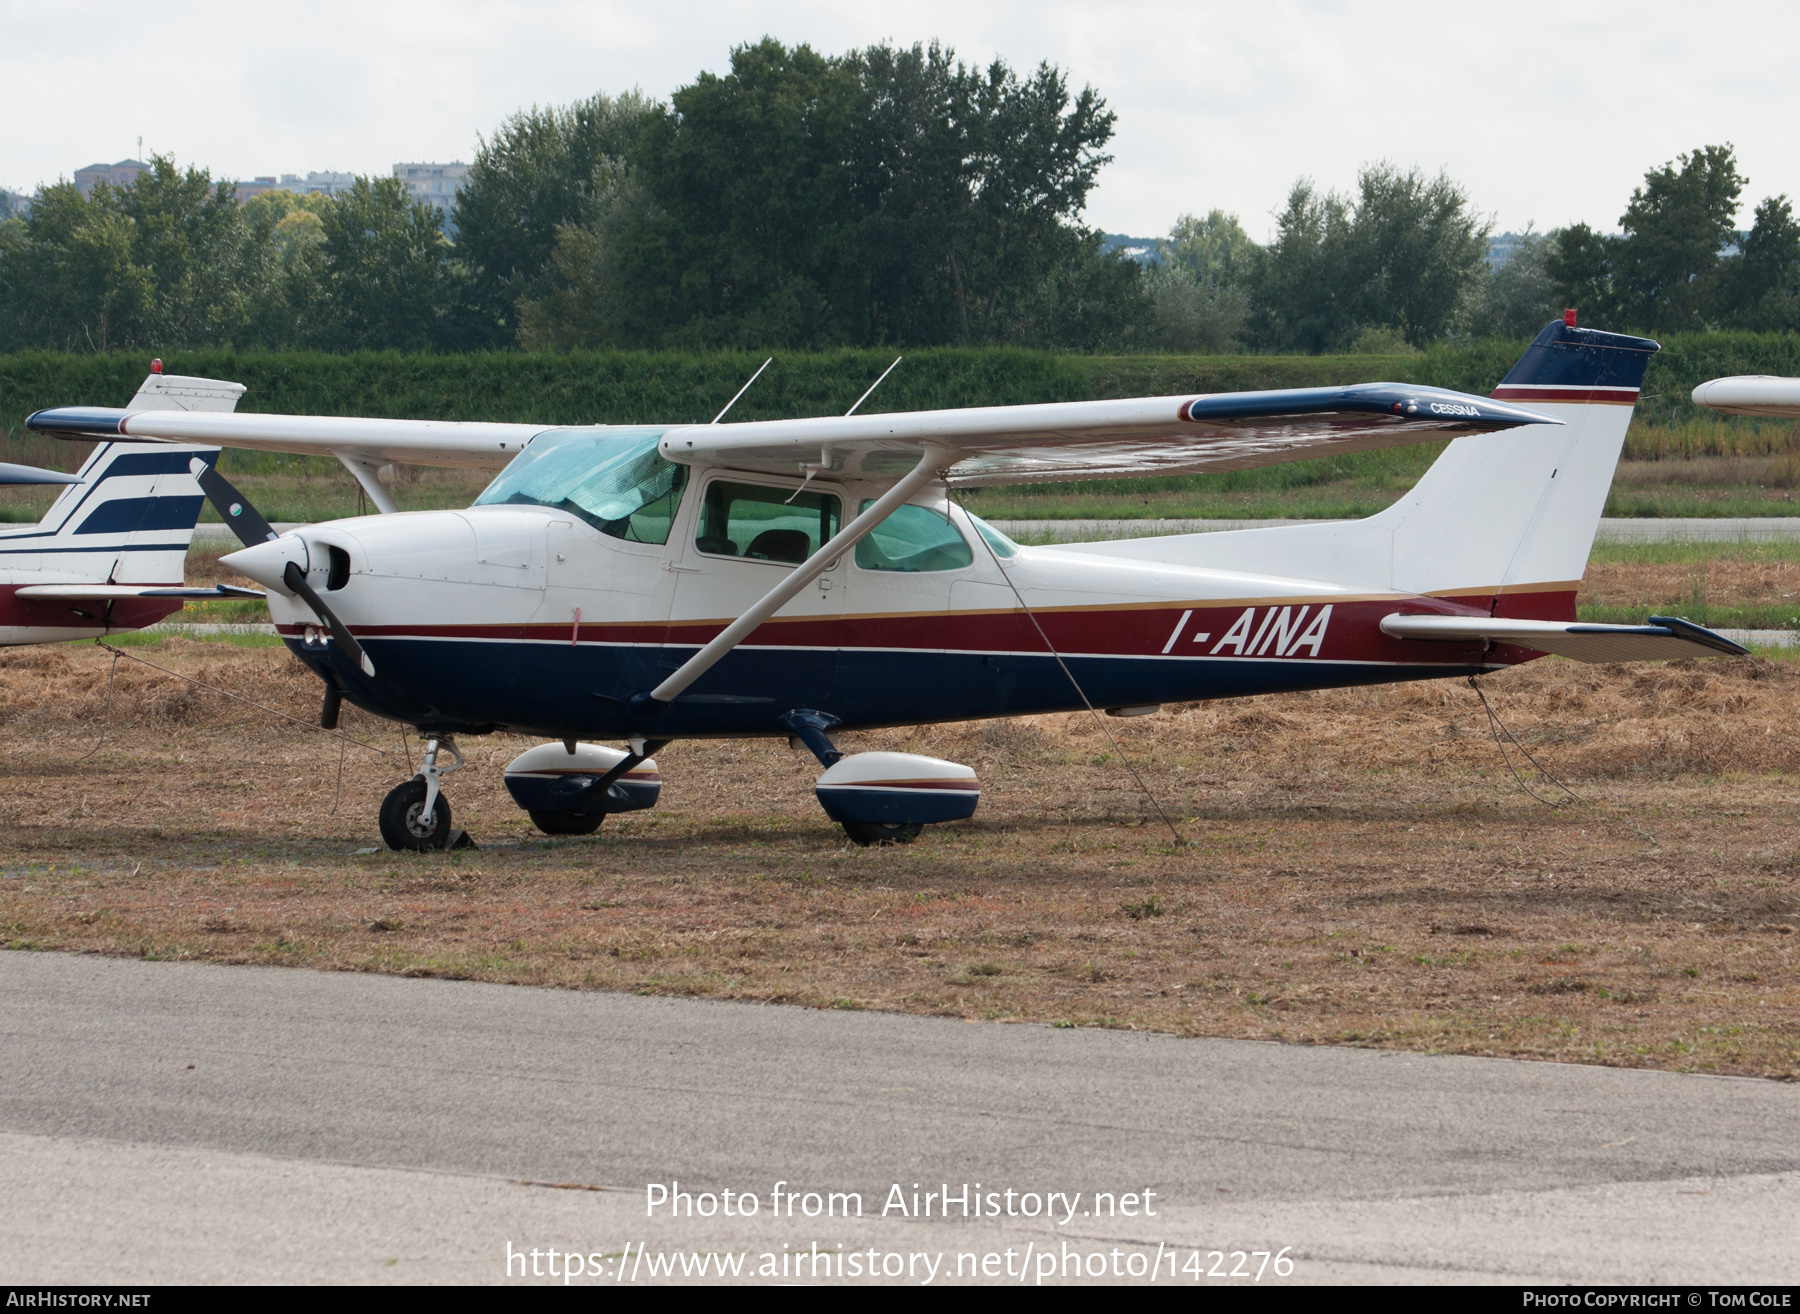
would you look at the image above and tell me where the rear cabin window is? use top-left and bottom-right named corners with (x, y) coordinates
top-left (696, 481), bottom-right (841, 564)
top-left (854, 501), bottom-right (974, 572)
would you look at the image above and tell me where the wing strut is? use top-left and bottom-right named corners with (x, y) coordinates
top-left (637, 445), bottom-right (953, 716)
top-left (335, 452), bottom-right (399, 514)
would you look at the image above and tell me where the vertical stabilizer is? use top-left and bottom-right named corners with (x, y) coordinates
top-left (0, 442), bottom-right (223, 584)
top-left (128, 371), bottom-right (247, 413)
top-left (1384, 321), bottom-right (1658, 616)
top-left (1057, 321), bottom-right (1658, 620)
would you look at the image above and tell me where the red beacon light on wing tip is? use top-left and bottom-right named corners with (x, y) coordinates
top-left (151, 358), bottom-right (163, 374)
top-left (1563, 308), bottom-right (1577, 327)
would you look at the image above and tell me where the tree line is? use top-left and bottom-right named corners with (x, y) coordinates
top-left (2, 35), bottom-right (1796, 355)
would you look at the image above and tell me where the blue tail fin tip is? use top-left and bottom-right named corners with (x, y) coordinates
top-left (1496, 320), bottom-right (1661, 393)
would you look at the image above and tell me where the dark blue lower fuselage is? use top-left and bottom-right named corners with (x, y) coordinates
top-left (291, 635), bottom-right (1486, 739)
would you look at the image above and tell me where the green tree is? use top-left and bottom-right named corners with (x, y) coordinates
top-left (0, 182), bottom-right (146, 350)
top-left (1544, 222), bottom-right (1621, 326)
top-left (1162, 209), bottom-right (1255, 285)
top-left (1247, 165), bottom-right (1489, 351)
top-left (841, 40), bottom-right (972, 345)
top-left (112, 157), bottom-right (255, 346)
top-left (310, 176), bottom-right (466, 351)
top-left (1469, 229), bottom-right (1563, 339)
top-left (1612, 144), bottom-right (1744, 331)
top-left (454, 90), bottom-right (657, 346)
top-left (1723, 195), bottom-right (1800, 330)
top-left (1246, 180), bottom-right (1357, 351)
top-left (516, 221), bottom-right (623, 350)
top-left (947, 54), bottom-right (1120, 345)
top-left (605, 38), bottom-right (1128, 350)
top-left (1347, 163), bottom-right (1490, 346)
top-left (618, 39), bottom-right (867, 348)
top-left (0, 159), bottom-right (260, 352)
top-left (1147, 209), bottom-right (1253, 351)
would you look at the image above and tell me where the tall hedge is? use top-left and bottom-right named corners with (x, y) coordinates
top-left (5, 332), bottom-right (1799, 472)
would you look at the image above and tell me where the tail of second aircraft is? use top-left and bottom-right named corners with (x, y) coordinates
top-left (1066, 318), bottom-right (1659, 618)
top-left (0, 441), bottom-right (222, 585)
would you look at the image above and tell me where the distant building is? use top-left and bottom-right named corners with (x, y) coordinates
top-left (0, 188), bottom-right (27, 220)
top-left (277, 171), bottom-right (357, 198)
top-left (1098, 233), bottom-right (1164, 267)
top-left (1486, 232), bottom-right (1524, 270)
top-left (393, 161), bottom-right (469, 226)
top-left (73, 159), bottom-right (148, 198)
top-left (234, 176), bottom-right (279, 202)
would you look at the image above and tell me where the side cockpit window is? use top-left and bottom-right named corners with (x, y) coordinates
top-left (855, 500), bottom-right (974, 572)
top-left (474, 428), bottom-right (686, 544)
top-left (696, 481), bottom-right (841, 564)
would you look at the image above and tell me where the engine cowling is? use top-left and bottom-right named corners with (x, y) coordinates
top-left (503, 742), bottom-right (661, 817)
top-left (814, 751), bottom-right (980, 826)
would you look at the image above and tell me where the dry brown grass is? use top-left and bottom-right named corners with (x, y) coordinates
top-left (1583, 556), bottom-right (1800, 612)
top-left (0, 641), bottom-right (1796, 1081)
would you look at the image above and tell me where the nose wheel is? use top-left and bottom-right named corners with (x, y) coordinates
top-left (379, 735), bottom-right (465, 851)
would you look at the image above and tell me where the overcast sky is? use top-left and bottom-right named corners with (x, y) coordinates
top-left (6, 1), bottom-right (1796, 241)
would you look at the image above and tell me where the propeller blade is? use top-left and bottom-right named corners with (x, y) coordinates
top-left (189, 457), bottom-right (278, 548)
top-left (282, 560), bottom-right (376, 678)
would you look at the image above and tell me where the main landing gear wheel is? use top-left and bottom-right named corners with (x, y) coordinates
top-left (380, 776), bottom-right (453, 851)
top-left (841, 821), bottom-right (924, 847)
top-left (529, 810), bottom-right (605, 836)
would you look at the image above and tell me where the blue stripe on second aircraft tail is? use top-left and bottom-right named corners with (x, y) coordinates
top-left (74, 495), bottom-right (206, 534)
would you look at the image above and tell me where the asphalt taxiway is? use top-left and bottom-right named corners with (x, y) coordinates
top-left (3, 950), bottom-right (1795, 1284)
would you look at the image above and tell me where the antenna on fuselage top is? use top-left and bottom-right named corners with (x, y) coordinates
top-left (844, 356), bottom-right (902, 416)
top-left (712, 357), bottom-right (773, 424)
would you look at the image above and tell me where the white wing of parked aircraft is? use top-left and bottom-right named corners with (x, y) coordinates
top-left (27, 375), bottom-right (1556, 493)
top-left (1692, 375), bottom-right (1800, 417)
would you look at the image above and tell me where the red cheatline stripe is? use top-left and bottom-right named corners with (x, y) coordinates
top-left (513, 769), bottom-right (659, 780)
top-left (824, 779), bottom-right (982, 791)
top-left (1490, 386), bottom-right (1638, 404)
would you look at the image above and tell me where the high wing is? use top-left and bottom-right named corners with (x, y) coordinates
top-left (25, 406), bottom-right (548, 472)
top-left (14, 584), bottom-right (265, 601)
top-left (28, 376), bottom-right (1556, 487)
top-left (1380, 613), bottom-right (1748, 662)
top-left (661, 383), bottom-right (1554, 484)
top-left (1692, 376), bottom-right (1800, 418)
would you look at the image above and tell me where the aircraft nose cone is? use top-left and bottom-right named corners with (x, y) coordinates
top-left (221, 535), bottom-right (309, 592)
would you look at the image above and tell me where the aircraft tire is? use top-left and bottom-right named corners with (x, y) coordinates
top-left (379, 776), bottom-right (453, 852)
top-left (529, 810), bottom-right (605, 836)
top-left (841, 821), bottom-right (924, 847)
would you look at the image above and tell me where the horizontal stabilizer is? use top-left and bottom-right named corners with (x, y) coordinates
top-left (0, 462), bottom-right (80, 486)
top-left (14, 584), bottom-right (265, 601)
top-left (1380, 613), bottom-right (1749, 662)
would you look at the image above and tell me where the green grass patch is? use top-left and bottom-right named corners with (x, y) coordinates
top-left (1576, 603), bottom-right (1800, 630)
top-left (98, 630), bottom-right (285, 649)
top-left (1588, 541), bottom-right (1800, 565)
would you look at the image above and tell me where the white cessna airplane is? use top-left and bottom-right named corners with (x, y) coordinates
top-left (28, 317), bottom-right (1742, 850)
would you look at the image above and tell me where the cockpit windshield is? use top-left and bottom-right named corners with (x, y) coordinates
top-left (473, 427), bottom-right (686, 543)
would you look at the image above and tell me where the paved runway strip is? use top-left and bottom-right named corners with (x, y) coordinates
top-left (3, 951), bottom-right (1796, 1285)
